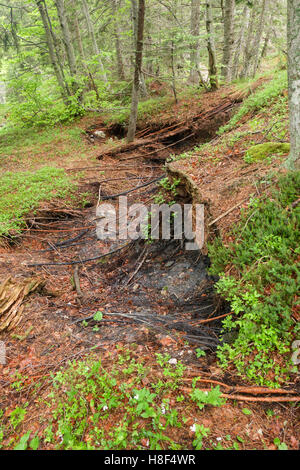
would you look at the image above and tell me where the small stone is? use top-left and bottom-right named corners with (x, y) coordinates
top-left (165, 261), bottom-right (175, 267)
top-left (94, 130), bottom-right (106, 138)
top-left (168, 358), bottom-right (177, 365)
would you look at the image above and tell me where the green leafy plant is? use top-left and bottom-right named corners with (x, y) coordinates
top-left (208, 171), bottom-right (300, 386)
top-left (0, 166), bottom-right (75, 237)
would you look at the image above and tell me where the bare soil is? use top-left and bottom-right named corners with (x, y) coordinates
top-left (0, 87), bottom-right (299, 450)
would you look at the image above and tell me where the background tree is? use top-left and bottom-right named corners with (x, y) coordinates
top-left (286, 0), bottom-right (300, 169)
top-left (127, 0), bottom-right (145, 143)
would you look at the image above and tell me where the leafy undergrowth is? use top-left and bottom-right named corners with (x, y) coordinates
top-left (0, 346), bottom-right (295, 451)
top-left (0, 123), bottom-right (95, 170)
top-left (180, 71), bottom-right (289, 167)
top-left (0, 167), bottom-right (76, 237)
top-left (218, 70), bottom-right (288, 134)
top-left (208, 172), bottom-right (300, 387)
top-left (103, 86), bottom-right (204, 130)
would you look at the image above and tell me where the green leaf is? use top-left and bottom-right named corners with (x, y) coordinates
top-left (14, 431), bottom-right (31, 450)
top-left (29, 434), bottom-right (40, 450)
top-left (93, 311), bottom-right (103, 322)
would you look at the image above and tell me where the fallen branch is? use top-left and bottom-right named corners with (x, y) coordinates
top-left (101, 176), bottom-right (164, 200)
top-left (208, 197), bottom-right (251, 227)
top-left (73, 266), bottom-right (83, 298)
top-left (183, 378), bottom-right (297, 395)
top-left (27, 242), bottom-right (133, 267)
top-left (124, 248), bottom-right (148, 286)
top-left (181, 387), bottom-right (300, 402)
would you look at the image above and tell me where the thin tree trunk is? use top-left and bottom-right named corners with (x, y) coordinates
top-left (82, 0), bottom-right (108, 84)
top-left (36, 0), bottom-right (69, 102)
top-left (240, 5), bottom-right (256, 78)
top-left (206, 0), bottom-right (219, 91)
top-left (127, 0), bottom-right (145, 143)
top-left (112, 0), bottom-right (126, 80)
top-left (131, 0), bottom-right (147, 98)
top-left (189, 0), bottom-right (201, 84)
top-left (285, 0), bottom-right (300, 169)
top-left (251, 0), bottom-right (269, 77)
top-left (222, 0), bottom-right (236, 82)
top-left (54, 0), bottom-right (77, 78)
top-left (232, 5), bottom-right (250, 79)
top-left (171, 41), bottom-right (178, 103)
top-left (69, 0), bottom-right (99, 100)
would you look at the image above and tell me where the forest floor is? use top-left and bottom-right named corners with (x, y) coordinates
top-left (0, 78), bottom-right (299, 450)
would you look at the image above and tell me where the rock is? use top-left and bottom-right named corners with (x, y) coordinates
top-left (94, 130), bottom-right (106, 139)
top-left (165, 260), bottom-right (175, 267)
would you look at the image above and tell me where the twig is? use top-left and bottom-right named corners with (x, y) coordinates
top-left (73, 266), bottom-right (83, 297)
top-left (208, 197), bottom-right (251, 226)
top-left (181, 387), bottom-right (300, 402)
top-left (197, 311), bottom-right (233, 324)
top-left (124, 249), bottom-right (148, 286)
top-left (27, 242), bottom-right (133, 267)
top-left (101, 176), bottom-right (164, 199)
top-left (120, 133), bottom-right (195, 162)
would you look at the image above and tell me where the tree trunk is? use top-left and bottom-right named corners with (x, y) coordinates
top-left (222, 0), bottom-right (235, 82)
top-left (82, 0), bottom-right (108, 84)
top-left (206, 0), bottom-right (219, 91)
top-left (251, 0), bottom-right (269, 77)
top-left (232, 5), bottom-right (250, 79)
top-left (189, 0), bottom-right (201, 84)
top-left (54, 0), bottom-right (77, 79)
top-left (36, 0), bottom-right (69, 102)
top-left (285, 0), bottom-right (300, 169)
top-left (240, 5), bottom-right (256, 78)
top-left (131, 0), bottom-right (147, 98)
top-left (127, 0), bottom-right (145, 143)
top-left (69, 0), bottom-right (100, 100)
top-left (112, 0), bottom-right (126, 80)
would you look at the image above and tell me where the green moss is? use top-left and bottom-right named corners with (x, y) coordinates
top-left (244, 142), bottom-right (290, 164)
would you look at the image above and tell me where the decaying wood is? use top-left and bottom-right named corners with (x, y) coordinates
top-left (0, 277), bottom-right (45, 331)
top-left (181, 387), bottom-right (300, 403)
top-left (97, 100), bottom-right (235, 161)
top-left (73, 266), bottom-right (83, 298)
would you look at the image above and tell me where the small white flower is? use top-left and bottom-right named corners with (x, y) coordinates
top-left (168, 358), bottom-right (177, 365)
top-left (102, 405), bottom-right (108, 411)
top-left (161, 405), bottom-right (166, 415)
top-left (216, 437), bottom-right (222, 441)
top-left (134, 394), bottom-right (139, 400)
top-left (190, 424), bottom-right (196, 433)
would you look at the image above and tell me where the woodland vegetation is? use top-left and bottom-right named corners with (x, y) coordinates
top-left (0, 0), bottom-right (299, 452)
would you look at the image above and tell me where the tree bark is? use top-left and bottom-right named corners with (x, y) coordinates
top-left (69, 0), bottom-right (100, 100)
top-left (35, 0), bottom-right (69, 102)
top-left (240, 5), bottom-right (256, 78)
top-left (189, 0), bottom-right (201, 84)
top-left (206, 0), bottom-right (219, 90)
top-left (251, 0), bottom-right (269, 77)
top-left (127, 0), bottom-right (145, 143)
top-left (54, 0), bottom-right (77, 79)
top-left (286, 0), bottom-right (300, 169)
top-left (232, 5), bottom-right (250, 79)
top-left (131, 0), bottom-right (147, 98)
top-left (82, 0), bottom-right (108, 84)
top-left (112, 0), bottom-right (126, 80)
top-left (222, 0), bottom-right (235, 82)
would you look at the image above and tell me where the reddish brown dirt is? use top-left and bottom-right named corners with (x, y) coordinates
top-left (0, 87), bottom-right (299, 450)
